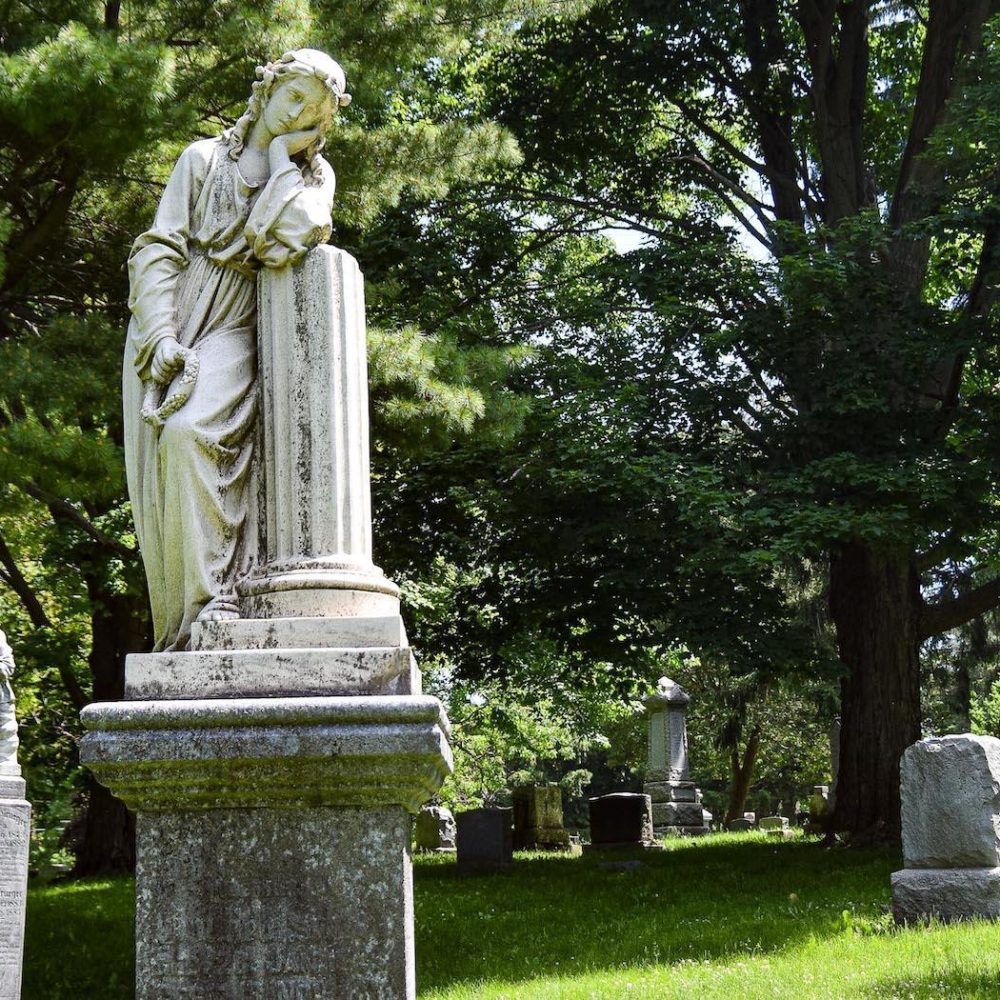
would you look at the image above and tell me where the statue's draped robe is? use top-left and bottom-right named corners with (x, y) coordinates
top-left (124, 137), bottom-right (335, 652)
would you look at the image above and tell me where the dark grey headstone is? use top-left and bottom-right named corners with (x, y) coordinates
top-left (456, 807), bottom-right (513, 872)
top-left (588, 793), bottom-right (654, 848)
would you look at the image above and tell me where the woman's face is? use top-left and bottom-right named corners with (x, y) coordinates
top-left (262, 74), bottom-right (331, 137)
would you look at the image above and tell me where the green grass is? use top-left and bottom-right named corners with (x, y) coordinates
top-left (20, 833), bottom-right (1000, 998)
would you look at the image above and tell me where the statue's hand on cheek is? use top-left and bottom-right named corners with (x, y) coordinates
top-left (269, 128), bottom-right (321, 170)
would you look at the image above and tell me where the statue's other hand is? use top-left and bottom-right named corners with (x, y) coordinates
top-left (150, 337), bottom-right (187, 385)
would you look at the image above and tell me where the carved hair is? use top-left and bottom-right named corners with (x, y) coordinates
top-left (225, 49), bottom-right (352, 187)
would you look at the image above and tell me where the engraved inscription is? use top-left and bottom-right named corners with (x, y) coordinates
top-left (667, 707), bottom-right (689, 781)
top-left (647, 711), bottom-right (668, 772)
top-left (0, 804), bottom-right (30, 1000)
top-left (136, 807), bottom-right (411, 999)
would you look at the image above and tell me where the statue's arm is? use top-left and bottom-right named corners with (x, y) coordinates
top-left (244, 155), bottom-right (336, 269)
top-left (127, 141), bottom-right (211, 379)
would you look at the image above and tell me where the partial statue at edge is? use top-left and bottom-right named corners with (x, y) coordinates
top-left (0, 630), bottom-right (20, 772)
top-left (123, 49), bottom-right (351, 652)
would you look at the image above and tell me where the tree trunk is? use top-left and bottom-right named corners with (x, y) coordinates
top-left (70, 583), bottom-right (148, 876)
top-left (724, 725), bottom-right (762, 827)
top-left (829, 541), bottom-right (921, 842)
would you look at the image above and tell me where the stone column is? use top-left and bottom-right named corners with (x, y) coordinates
top-left (643, 677), bottom-right (710, 836)
top-left (0, 631), bottom-right (29, 1000)
top-left (82, 247), bottom-right (451, 999)
top-left (241, 246), bottom-right (399, 620)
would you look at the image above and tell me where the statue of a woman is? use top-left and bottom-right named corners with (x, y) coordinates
top-left (123, 50), bottom-right (351, 652)
top-left (0, 630), bottom-right (19, 771)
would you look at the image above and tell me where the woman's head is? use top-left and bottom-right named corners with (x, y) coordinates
top-left (226, 49), bottom-right (351, 178)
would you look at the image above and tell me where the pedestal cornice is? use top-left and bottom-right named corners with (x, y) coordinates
top-left (80, 694), bottom-right (452, 813)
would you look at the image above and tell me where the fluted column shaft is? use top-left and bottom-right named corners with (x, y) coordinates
top-left (241, 246), bottom-right (398, 618)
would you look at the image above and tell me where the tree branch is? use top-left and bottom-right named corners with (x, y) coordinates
top-left (921, 574), bottom-right (1000, 639)
top-left (18, 483), bottom-right (136, 561)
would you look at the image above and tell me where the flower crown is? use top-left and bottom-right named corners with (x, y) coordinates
top-left (256, 49), bottom-right (352, 109)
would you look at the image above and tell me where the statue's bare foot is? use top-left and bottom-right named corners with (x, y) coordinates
top-left (197, 596), bottom-right (240, 622)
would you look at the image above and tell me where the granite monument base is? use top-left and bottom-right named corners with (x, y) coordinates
top-left (0, 776), bottom-right (29, 1000)
top-left (81, 693), bottom-right (451, 1000)
top-left (892, 867), bottom-right (1000, 924)
top-left (645, 779), bottom-right (711, 836)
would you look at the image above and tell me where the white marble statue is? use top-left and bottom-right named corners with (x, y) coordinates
top-left (0, 631), bottom-right (20, 771)
top-left (123, 50), bottom-right (352, 652)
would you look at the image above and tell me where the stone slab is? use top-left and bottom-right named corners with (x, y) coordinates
top-left (644, 781), bottom-right (700, 804)
top-left (512, 786), bottom-right (571, 850)
top-left (456, 808), bottom-right (513, 872)
top-left (901, 735), bottom-right (1000, 868)
top-left (191, 615), bottom-right (407, 651)
top-left (415, 805), bottom-right (456, 852)
top-left (589, 793), bottom-right (655, 847)
top-left (137, 805), bottom-right (413, 999)
top-left (727, 818), bottom-right (754, 832)
top-left (759, 815), bottom-right (790, 832)
top-left (80, 695), bottom-right (452, 812)
top-left (651, 801), bottom-right (705, 827)
top-left (0, 798), bottom-right (29, 1000)
top-left (124, 646), bottom-right (419, 700)
top-left (892, 867), bottom-right (1000, 924)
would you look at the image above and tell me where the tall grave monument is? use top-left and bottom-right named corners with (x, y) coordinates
top-left (643, 676), bottom-right (711, 835)
top-left (81, 50), bottom-right (451, 999)
top-left (0, 631), bottom-right (29, 1000)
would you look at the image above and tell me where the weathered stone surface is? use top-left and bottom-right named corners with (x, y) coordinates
top-left (587, 793), bottom-right (660, 849)
top-left (0, 794), bottom-right (29, 1000)
top-left (80, 695), bottom-right (451, 812)
top-left (652, 801), bottom-right (704, 827)
top-left (759, 815), bottom-right (791, 837)
top-left (137, 806), bottom-right (412, 998)
top-left (192, 614), bottom-right (407, 651)
top-left (240, 247), bottom-right (400, 621)
top-left (900, 735), bottom-right (1000, 869)
top-left (644, 781), bottom-right (700, 804)
top-left (0, 632), bottom-right (29, 1000)
top-left (892, 868), bottom-right (1000, 924)
top-left (83, 693), bottom-right (450, 998)
top-left (456, 808), bottom-right (513, 872)
top-left (512, 785), bottom-right (571, 850)
top-left (728, 817), bottom-right (754, 832)
top-left (415, 805), bottom-right (456, 852)
top-left (643, 678), bottom-right (709, 835)
top-left (123, 645), bottom-right (419, 700)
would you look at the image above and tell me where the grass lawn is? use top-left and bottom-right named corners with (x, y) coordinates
top-left (21, 832), bottom-right (1000, 998)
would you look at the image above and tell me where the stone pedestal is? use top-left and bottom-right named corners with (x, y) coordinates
top-left (0, 775), bottom-right (29, 1000)
top-left (642, 677), bottom-right (710, 836)
top-left (86, 246), bottom-right (451, 997)
top-left (512, 785), bottom-right (571, 850)
top-left (82, 696), bottom-right (450, 997)
top-left (892, 735), bottom-right (1000, 924)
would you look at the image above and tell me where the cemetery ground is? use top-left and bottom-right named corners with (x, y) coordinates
top-left (19, 832), bottom-right (1000, 999)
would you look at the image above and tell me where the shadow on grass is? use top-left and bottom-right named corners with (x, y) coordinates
top-left (414, 834), bottom-right (901, 995)
top-left (23, 877), bottom-right (135, 1000)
